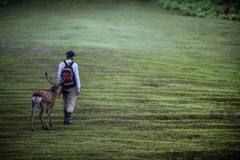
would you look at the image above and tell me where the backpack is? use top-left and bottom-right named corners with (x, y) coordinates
top-left (61, 61), bottom-right (76, 87)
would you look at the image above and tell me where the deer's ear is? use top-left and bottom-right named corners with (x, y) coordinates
top-left (49, 87), bottom-right (55, 92)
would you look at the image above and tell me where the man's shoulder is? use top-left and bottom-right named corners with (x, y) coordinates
top-left (72, 62), bottom-right (78, 66)
top-left (59, 60), bottom-right (78, 67)
top-left (59, 61), bottom-right (65, 66)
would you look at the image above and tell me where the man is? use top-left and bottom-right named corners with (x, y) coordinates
top-left (57, 51), bottom-right (81, 124)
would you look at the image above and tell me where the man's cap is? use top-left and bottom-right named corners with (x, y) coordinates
top-left (66, 51), bottom-right (76, 58)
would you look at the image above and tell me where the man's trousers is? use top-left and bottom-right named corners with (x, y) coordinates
top-left (63, 86), bottom-right (77, 113)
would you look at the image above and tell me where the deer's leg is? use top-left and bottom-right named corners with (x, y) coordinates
top-left (39, 107), bottom-right (46, 130)
top-left (49, 108), bottom-right (53, 127)
top-left (46, 109), bottom-right (49, 130)
top-left (31, 101), bottom-right (38, 131)
top-left (46, 107), bottom-right (53, 130)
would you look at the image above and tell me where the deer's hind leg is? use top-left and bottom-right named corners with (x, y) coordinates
top-left (39, 106), bottom-right (46, 130)
top-left (31, 101), bottom-right (38, 131)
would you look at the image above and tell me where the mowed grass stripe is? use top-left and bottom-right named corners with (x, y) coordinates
top-left (0, 0), bottom-right (239, 159)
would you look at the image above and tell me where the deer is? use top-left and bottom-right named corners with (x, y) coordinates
top-left (31, 72), bottom-right (66, 131)
top-left (216, 4), bottom-right (230, 16)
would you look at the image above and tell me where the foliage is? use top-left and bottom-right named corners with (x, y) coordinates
top-left (0, 0), bottom-right (23, 7)
top-left (0, 0), bottom-right (8, 6)
top-left (151, 0), bottom-right (240, 20)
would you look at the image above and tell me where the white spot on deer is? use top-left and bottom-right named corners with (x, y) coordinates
top-left (32, 96), bottom-right (35, 102)
top-left (32, 96), bottom-right (42, 109)
top-left (36, 97), bottom-right (42, 109)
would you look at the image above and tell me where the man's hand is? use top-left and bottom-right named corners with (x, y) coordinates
top-left (76, 91), bottom-right (80, 96)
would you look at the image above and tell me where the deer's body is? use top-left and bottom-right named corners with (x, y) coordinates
top-left (32, 90), bottom-right (58, 110)
top-left (216, 4), bottom-right (230, 16)
top-left (31, 73), bottom-right (65, 131)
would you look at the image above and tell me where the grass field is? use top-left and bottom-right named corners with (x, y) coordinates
top-left (0, 0), bottom-right (240, 159)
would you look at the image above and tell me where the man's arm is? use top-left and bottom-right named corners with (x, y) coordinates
top-left (73, 63), bottom-right (81, 93)
top-left (57, 62), bottom-right (64, 84)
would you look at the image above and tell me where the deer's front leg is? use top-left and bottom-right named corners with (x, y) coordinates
top-left (49, 108), bottom-right (53, 127)
top-left (46, 107), bottom-right (53, 130)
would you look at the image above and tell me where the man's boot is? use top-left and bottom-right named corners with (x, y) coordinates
top-left (64, 112), bottom-right (73, 124)
top-left (64, 111), bottom-right (67, 123)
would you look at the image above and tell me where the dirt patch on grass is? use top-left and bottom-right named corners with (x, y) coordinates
top-left (0, 46), bottom-right (57, 58)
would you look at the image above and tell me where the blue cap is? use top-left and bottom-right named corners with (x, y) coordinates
top-left (66, 51), bottom-right (76, 58)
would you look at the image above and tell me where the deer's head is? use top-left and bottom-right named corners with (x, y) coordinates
top-left (45, 72), bottom-right (66, 94)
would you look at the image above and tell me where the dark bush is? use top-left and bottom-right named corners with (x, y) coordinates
top-left (151, 0), bottom-right (240, 21)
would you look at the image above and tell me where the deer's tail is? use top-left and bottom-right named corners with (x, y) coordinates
top-left (32, 94), bottom-right (42, 109)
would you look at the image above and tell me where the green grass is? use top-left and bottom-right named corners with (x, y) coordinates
top-left (0, 0), bottom-right (240, 159)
